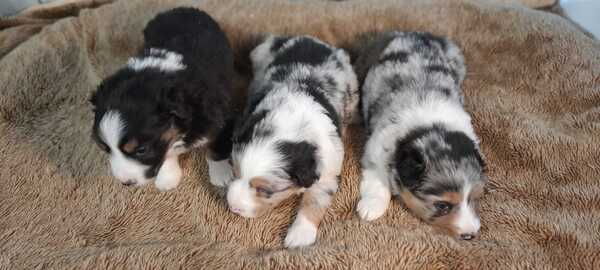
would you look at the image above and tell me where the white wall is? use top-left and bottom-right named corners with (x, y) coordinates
top-left (560, 0), bottom-right (600, 38)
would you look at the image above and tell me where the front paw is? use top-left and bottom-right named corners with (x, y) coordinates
top-left (207, 158), bottom-right (233, 187)
top-left (284, 215), bottom-right (318, 248)
top-left (356, 196), bottom-right (389, 221)
top-left (155, 160), bottom-right (182, 191)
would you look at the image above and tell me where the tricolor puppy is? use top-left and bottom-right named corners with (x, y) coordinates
top-left (90, 8), bottom-right (235, 191)
top-left (226, 35), bottom-right (359, 248)
top-left (355, 32), bottom-right (486, 240)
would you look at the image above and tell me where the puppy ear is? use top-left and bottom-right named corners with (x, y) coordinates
top-left (277, 141), bottom-right (320, 188)
top-left (394, 144), bottom-right (426, 191)
top-left (159, 77), bottom-right (196, 124)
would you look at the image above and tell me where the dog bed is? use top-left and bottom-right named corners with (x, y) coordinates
top-left (1, 0), bottom-right (599, 268)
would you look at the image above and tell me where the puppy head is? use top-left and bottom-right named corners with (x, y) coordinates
top-left (393, 126), bottom-right (486, 240)
top-left (90, 69), bottom-right (224, 186)
top-left (227, 141), bottom-right (319, 218)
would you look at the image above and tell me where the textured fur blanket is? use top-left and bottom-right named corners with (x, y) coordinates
top-left (1, 0), bottom-right (598, 269)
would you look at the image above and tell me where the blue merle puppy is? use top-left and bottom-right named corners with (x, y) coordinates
top-left (226, 35), bottom-right (359, 248)
top-left (355, 32), bottom-right (486, 240)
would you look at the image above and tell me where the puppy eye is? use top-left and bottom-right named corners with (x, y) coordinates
top-left (134, 146), bottom-right (148, 156)
top-left (433, 201), bottom-right (453, 216)
top-left (93, 138), bottom-right (110, 153)
top-left (255, 186), bottom-right (274, 198)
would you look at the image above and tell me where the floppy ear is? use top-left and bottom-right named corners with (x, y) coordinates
top-left (161, 80), bottom-right (194, 122)
top-left (394, 144), bottom-right (426, 191)
top-left (278, 141), bottom-right (319, 188)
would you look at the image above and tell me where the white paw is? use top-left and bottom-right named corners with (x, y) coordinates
top-left (356, 196), bottom-right (389, 221)
top-left (155, 158), bottom-right (182, 191)
top-left (284, 215), bottom-right (318, 248)
top-left (207, 158), bottom-right (233, 187)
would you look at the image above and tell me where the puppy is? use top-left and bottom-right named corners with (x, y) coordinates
top-left (90, 8), bottom-right (235, 191)
top-left (226, 35), bottom-right (358, 248)
top-left (355, 32), bottom-right (486, 240)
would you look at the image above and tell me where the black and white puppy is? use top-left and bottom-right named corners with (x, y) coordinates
top-left (90, 8), bottom-right (235, 191)
top-left (355, 32), bottom-right (486, 240)
top-left (226, 35), bottom-right (358, 248)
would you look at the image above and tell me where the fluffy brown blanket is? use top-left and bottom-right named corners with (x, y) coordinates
top-left (1, 0), bottom-right (599, 269)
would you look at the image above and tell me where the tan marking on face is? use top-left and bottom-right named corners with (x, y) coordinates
top-left (438, 192), bottom-right (462, 206)
top-left (161, 126), bottom-right (180, 143)
top-left (430, 209), bottom-right (461, 237)
top-left (399, 190), bottom-right (430, 219)
top-left (429, 191), bottom-right (477, 238)
top-left (121, 138), bottom-right (138, 154)
top-left (400, 190), bottom-right (469, 238)
top-left (298, 191), bottom-right (327, 227)
top-left (248, 176), bottom-right (298, 217)
top-left (249, 177), bottom-right (272, 198)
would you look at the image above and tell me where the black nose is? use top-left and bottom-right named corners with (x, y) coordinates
top-left (122, 180), bottom-right (136, 186)
top-left (460, 233), bottom-right (476, 240)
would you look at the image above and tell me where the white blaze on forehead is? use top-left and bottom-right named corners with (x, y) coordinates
top-left (99, 111), bottom-right (149, 183)
top-left (454, 183), bottom-right (481, 235)
top-left (99, 111), bottom-right (125, 150)
top-left (127, 48), bottom-right (186, 72)
top-left (226, 179), bottom-right (257, 218)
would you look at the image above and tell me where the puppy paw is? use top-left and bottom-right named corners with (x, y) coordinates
top-left (155, 159), bottom-right (182, 192)
top-left (207, 158), bottom-right (233, 187)
top-left (284, 215), bottom-right (317, 248)
top-left (356, 196), bottom-right (388, 221)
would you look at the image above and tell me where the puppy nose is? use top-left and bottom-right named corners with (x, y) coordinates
top-left (230, 207), bottom-right (242, 214)
top-left (122, 180), bottom-right (136, 186)
top-left (460, 233), bottom-right (476, 240)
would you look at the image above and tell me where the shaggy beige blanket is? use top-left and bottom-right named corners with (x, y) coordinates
top-left (1, 0), bottom-right (599, 269)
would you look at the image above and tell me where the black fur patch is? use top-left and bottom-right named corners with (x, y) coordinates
top-left (367, 94), bottom-right (391, 127)
top-left (379, 51), bottom-right (409, 64)
top-left (295, 77), bottom-right (341, 135)
top-left (384, 74), bottom-right (405, 92)
top-left (208, 117), bottom-right (236, 161)
top-left (393, 128), bottom-right (429, 191)
top-left (426, 64), bottom-right (459, 83)
top-left (324, 75), bottom-right (337, 89)
top-left (232, 110), bottom-right (269, 145)
top-left (270, 67), bottom-right (291, 82)
top-left (245, 84), bottom-right (271, 116)
top-left (277, 141), bottom-right (319, 188)
top-left (270, 36), bottom-right (290, 52)
top-left (270, 38), bottom-right (332, 68)
top-left (420, 182), bottom-right (461, 196)
top-left (437, 87), bottom-right (452, 97)
top-left (416, 32), bottom-right (448, 51)
top-left (411, 32), bottom-right (448, 53)
top-left (440, 129), bottom-right (483, 166)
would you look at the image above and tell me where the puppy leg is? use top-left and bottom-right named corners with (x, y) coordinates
top-left (284, 176), bottom-right (337, 248)
top-left (206, 157), bottom-right (233, 187)
top-left (155, 156), bottom-right (182, 191)
top-left (356, 167), bottom-right (391, 221)
top-left (206, 118), bottom-right (235, 187)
